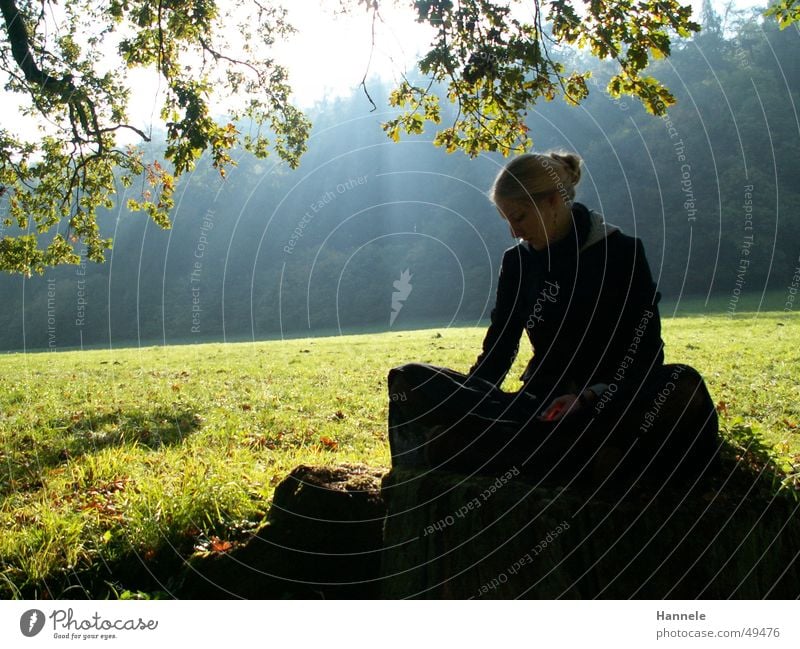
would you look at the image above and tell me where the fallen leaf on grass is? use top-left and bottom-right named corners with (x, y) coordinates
top-left (78, 479), bottom-right (129, 520)
top-left (319, 436), bottom-right (338, 450)
top-left (246, 434), bottom-right (279, 450)
top-left (210, 536), bottom-right (234, 553)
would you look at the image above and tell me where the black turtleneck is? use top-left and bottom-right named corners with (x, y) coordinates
top-left (469, 202), bottom-right (664, 401)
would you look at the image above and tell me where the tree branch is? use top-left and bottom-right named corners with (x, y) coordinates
top-left (0, 0), bottom-right (109, 151)
top-left (359, 4), bottom-right (378, 112)
top-left (0, 0), bottom-right (72, 94)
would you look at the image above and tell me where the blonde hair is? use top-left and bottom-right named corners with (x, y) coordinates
top-left (490, 151), bottom-right (582, 206)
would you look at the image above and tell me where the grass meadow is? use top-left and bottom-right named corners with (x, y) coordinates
top-left (1, 311), bottom-right (798, 597)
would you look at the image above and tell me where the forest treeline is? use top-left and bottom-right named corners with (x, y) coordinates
top-left (2, 10), bottom-right (799, 352)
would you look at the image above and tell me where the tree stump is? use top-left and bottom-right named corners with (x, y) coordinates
top-left (175, 461), bottom-right (799, 599)
top-left (379, 462), bottom-right (800, 599)
top-left (176, 463), bottom-right (386, 598)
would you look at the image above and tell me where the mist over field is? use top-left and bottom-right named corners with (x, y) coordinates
top-left (3, 13), bottom-right (799, 352)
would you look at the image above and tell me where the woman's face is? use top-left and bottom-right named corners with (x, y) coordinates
top-left (495, 194), bottom-right (558, 250)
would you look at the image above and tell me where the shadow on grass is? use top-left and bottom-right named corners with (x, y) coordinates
top-left (1, 407), bottom-right (202, 496)
top-left (6, 512), bottom-right (264, 600)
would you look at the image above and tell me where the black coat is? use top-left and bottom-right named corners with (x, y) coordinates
top-left (469, 202), bottom-right (665, 400)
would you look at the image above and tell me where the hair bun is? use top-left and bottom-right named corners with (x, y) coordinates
top-left (490, 150), bottom-right (582, 205)
top-left (549, 151), bottom-right (582, 187)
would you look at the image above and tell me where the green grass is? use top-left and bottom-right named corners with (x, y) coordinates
top-left (660, 289), bottom-right (790, 317)
top-left (1, 311), bottom-right (798, 597)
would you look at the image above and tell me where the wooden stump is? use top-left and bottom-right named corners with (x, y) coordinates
top-left (176, 463), bottom-right (386, 598)
top-left (379, 463), bottom-right (800, 599)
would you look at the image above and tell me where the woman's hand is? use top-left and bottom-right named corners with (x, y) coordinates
top-left (537, 393), bottom-right (581, 422)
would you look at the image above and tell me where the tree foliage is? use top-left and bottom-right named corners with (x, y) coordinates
top-left (766, 0), bottom-right (800, 29)
top-left (383, 0), bottom-right (699, 156)
top-left (0, 0), bottom-right (308, 274)
top-left (0, 0), bottom-right (792, 275)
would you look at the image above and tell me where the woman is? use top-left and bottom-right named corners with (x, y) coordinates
top-left (387, 151), bottom-right (719, 485)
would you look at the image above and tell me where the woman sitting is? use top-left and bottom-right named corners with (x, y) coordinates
top-left (387, 151), bottom-right (719, 485)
